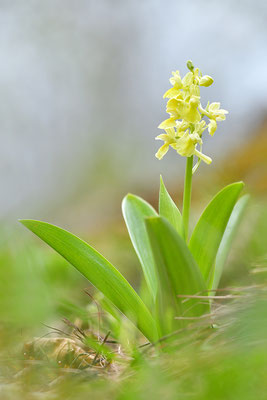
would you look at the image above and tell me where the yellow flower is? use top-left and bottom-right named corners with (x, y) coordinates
top-left (171, 131), bottom-right (200, 157)
top-left (207, 102), bottom-right (228, 121)
top-left (199, 102), bottom-right (228, 136)
top-left (155, 128), bottom-right (176, 160)
top-left (172, 131), bottom-right (212, 164)
top-left (176, 96), bottom-right (201, 123)
top-left (176, 120), bottom-right (190, 136)
top-left (194, 120), bottom-right (207, 137)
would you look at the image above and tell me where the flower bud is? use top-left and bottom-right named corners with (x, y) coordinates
top-left (199, 75), bottom-right (214, 87)
top-left (186, 60), bottom-right (194, 72)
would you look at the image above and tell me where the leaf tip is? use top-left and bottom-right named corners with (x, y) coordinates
top-left (223, 181), bottom-right (245, 195)
top-left (19, 219), bottom-right (33, 227)
top-left (122, 193), bottom-right (134, 209)
top-left (234, 181), bottom-right (245, 195)
top-left (19, 219), bottom-right (49, 233)
top-left (235, 181), bottom-right (245, 189)
top-left (144, 215), bottom-right (161, 228)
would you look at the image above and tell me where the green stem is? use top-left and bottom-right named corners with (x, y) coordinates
top-left (182, 156), bottom-right (193, 241)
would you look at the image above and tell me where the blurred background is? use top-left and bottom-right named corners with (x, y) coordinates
top-left (0, 0), bottom-right (267, 351)
top-left (1, 0), bottom-right (267, 228)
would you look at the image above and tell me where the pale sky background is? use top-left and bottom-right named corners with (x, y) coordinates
top-left (0, 0), bottom-right (267, 224)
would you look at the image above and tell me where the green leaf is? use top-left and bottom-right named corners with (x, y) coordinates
top-left (122, 194), bottom-right (158, 300)
top-left (189, 182), bottom-right (244, 285)
top-left (20, 219), bottom-right (157, 342)
top-left (145, 216), bottom-right (209, 336)
top-left (95, 292), bottom-right (122, 322)
top-left (212, 194), bottom-right (249, 290)
top-left (159, 175), bottom-right (184, 238)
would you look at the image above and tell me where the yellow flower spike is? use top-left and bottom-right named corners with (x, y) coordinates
top-left (156, 60), bottom-right (226, 168)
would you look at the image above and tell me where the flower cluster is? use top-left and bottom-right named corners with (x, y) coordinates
top-left (156, 61), bottom-right (228, 168)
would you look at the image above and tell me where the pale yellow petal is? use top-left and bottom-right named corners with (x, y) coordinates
top-left (155, 143), bottom-right (169, 160)
top-left (158, 118), bottom-right (177, 129)
top-left (169, 70), bottom-right (182, 87)
top-left (155, 134), bottom-right (168, 141)
top-left (183, 97), bottom-right (201, 123)
top-left (216, 114), bottom-right (226, 121)
top-left (208, 119), bottom-right (217, 136)
top-left (163, 87), bottom-right (180, 99)
top-left (166, 98), bottom-right (181, 118)
top-left (165, 127), bottom-right (175, 135)
top-left (194, 149), bottom-right (212, 164)
top-left (209, 102), bottom-right (220, 111)
top-left (171, 132), bottom-right (195, 157)
top-left (182, 71), bottom-right (194, 87)
top-left (189, 84), bottom-right (200, 97)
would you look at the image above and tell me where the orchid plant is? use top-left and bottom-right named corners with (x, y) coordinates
top-left (20, 61), bottom-right (248, 344)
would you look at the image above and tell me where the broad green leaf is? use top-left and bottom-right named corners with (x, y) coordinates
top-left (159, 175), bottom-right (184, 238)
top-left (212, 194), bottom-right (249, 290)
top-left (189, 182), bottom-right (244, 285)
top-left (122, 194), bottom-right (158, 299)
top-left (20, 219), bottom-right (157, 342)
top-left (145, 216), bottom-right (209, 336)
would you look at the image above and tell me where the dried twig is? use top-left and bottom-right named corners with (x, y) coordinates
top-left (91, 331), bottom-right (111, 366)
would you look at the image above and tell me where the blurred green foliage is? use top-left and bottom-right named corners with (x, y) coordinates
top-left (0, 199), bottom-right (267, 399)
top-left (0, 226), bottom-right (89, 350)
